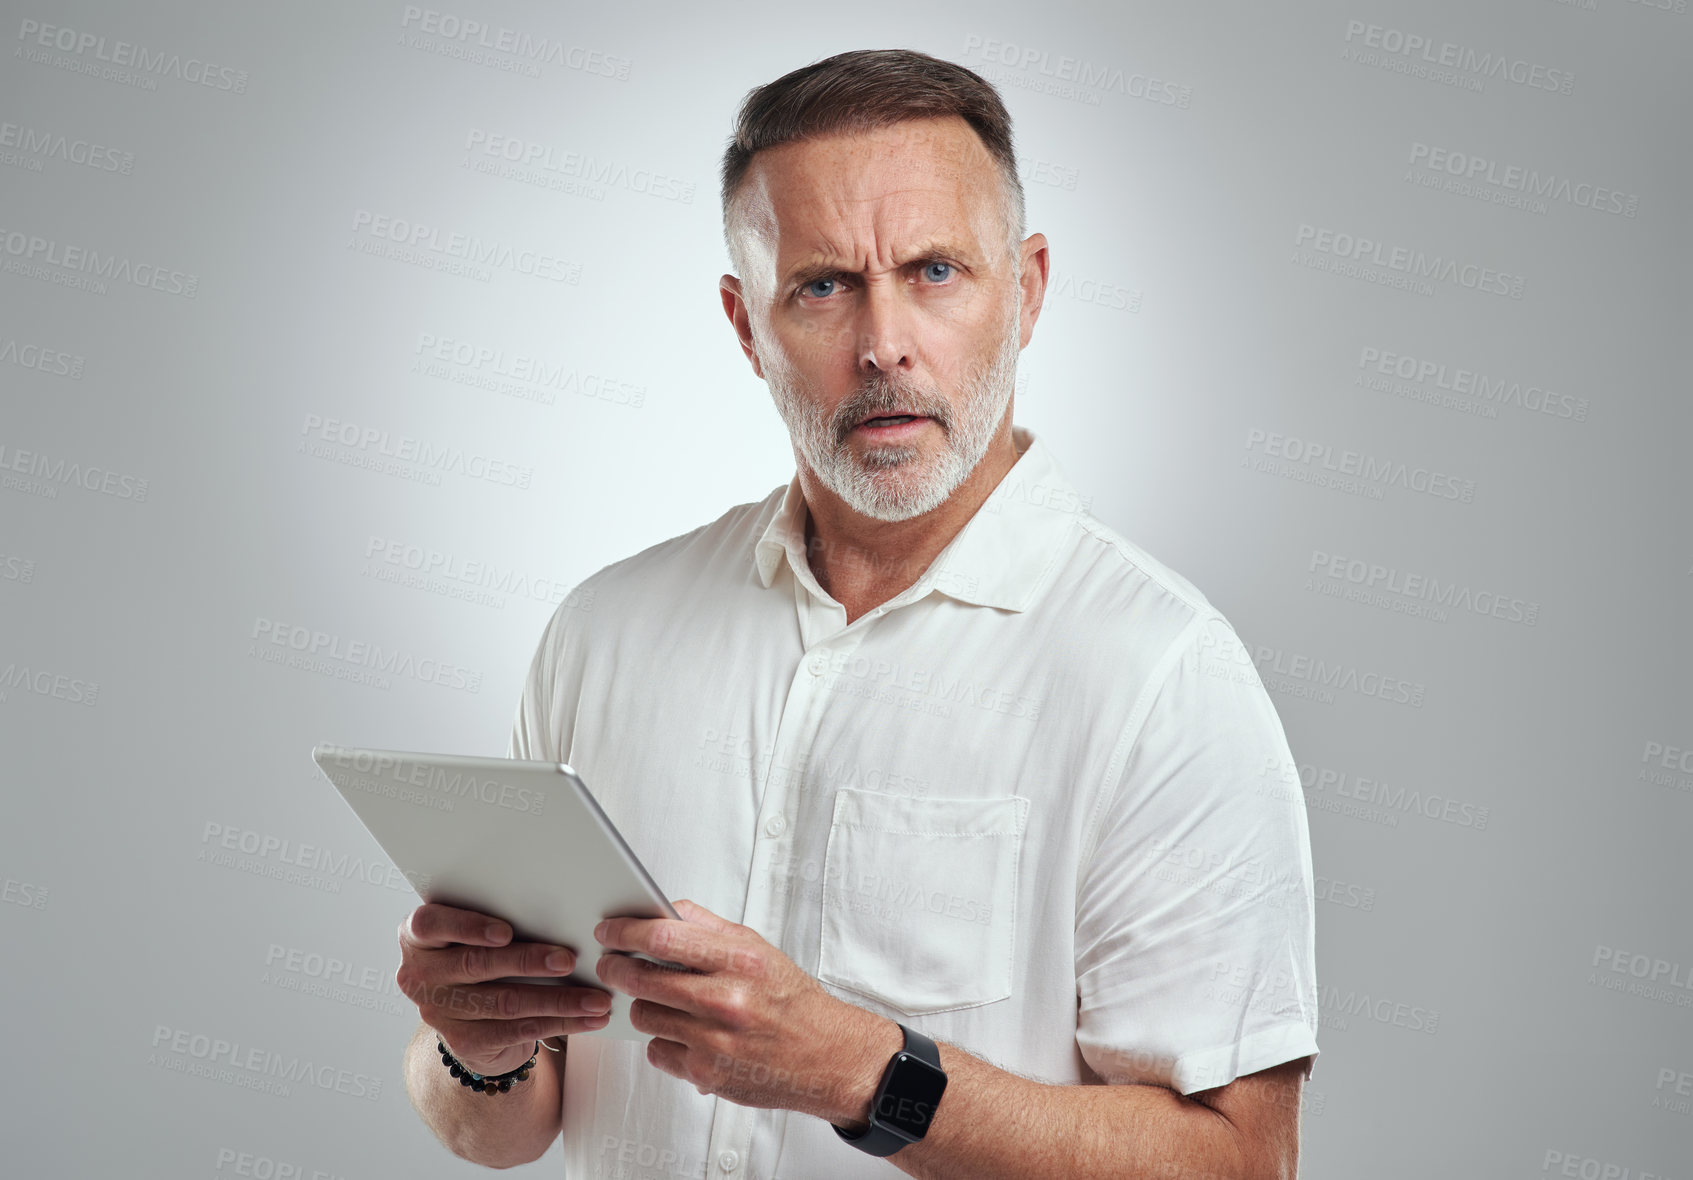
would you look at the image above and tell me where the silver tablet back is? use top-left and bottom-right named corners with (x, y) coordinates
top-left (312, 744), bottom-right (681, 1041)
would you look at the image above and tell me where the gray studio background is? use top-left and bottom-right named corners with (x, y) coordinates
top-left (3, 0), bottom-right (1689, 1176)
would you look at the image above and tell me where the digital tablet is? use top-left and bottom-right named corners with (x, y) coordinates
top-left (311, 744), bottom-right (688, 1042)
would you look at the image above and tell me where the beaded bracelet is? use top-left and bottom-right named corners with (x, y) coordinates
top-left (437, 1037), bottom-right (545, 1094)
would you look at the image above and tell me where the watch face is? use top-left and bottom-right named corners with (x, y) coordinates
top-left (875, 1053), bottom-right (948, 1139)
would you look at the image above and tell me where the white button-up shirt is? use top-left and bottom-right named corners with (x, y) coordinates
top-left (510, 424), bottom-right (1319, 1179)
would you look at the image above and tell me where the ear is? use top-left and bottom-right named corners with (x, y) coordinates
top-left (1016, 232), bottom-right (1050, 349)
top-left (720, 275), bottom-right (764, 379)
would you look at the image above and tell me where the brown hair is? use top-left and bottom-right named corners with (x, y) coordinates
top-left (720, 48), bottom-right (1025, 273)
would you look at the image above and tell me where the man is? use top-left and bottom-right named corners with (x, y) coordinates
top-left (397, 49), bottom-right (1318, 1179)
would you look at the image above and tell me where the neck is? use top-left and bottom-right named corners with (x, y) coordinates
top-left (799, 419), bottom-right (1021, 624)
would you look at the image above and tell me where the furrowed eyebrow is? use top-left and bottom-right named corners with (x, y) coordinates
top-left (784, 261), bottom-right (849, 291)
top-left (781, 242), bottom-right (976, 291)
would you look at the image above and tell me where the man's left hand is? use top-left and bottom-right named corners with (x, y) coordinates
top-left (593, 898), bottom-right (892, 1121)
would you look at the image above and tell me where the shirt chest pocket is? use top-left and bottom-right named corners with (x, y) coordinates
top-left (816, 789), bottom-right (1030, 1017)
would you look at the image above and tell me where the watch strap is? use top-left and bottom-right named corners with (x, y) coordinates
top-left (833, 1023), bottom-right (944, 1157)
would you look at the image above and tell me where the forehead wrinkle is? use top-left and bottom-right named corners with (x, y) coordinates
top-left (746, 118), bottom-right (1006, 297)
top-left (778, 191), bottom-right (990, 285)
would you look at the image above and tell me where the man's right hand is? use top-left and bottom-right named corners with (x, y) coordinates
top-left (397, 902), bottom-right (614, 1076)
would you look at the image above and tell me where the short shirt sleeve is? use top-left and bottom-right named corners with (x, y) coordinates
top-left (507, 638), bottom-right (545, 761)
top-left (506, 590), bottom-right (581, 763)
top-left (1074, 614), bottom-right (1319, 1095)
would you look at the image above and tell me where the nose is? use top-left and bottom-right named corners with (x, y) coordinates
top-left (854, 281), bottom-right (914, 375)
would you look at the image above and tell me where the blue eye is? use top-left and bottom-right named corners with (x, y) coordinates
top-left (922, 261), bottom-right (954, 282)
top-left (802, 278), bottom-right (837, 298)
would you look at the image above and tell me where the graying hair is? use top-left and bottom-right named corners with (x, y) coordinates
top-left (719, 48), bottom-right (1026, 280)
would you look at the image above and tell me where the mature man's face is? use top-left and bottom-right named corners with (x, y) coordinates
top-left (725, 117), bottom-right (1032, 523)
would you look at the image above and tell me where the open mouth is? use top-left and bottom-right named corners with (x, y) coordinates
top-left (856, 414), bottom-right (926, 429)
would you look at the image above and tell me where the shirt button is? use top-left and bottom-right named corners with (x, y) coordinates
top-left (807, 651), bottom-right (828, 676)
top-left (717, 1149), bottom-right (740, 1171)
top-left (763, 814), bottom-right (786, 838)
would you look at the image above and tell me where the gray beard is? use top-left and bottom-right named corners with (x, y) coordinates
top-left (766, 316), bottom-right (1022, 523)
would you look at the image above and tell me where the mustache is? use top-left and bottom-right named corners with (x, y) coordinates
top-left (832, 377), bottom-right (952, 443)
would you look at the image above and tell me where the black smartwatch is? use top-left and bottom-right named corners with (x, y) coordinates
top-left (833, 1023), bottom-right (948, 1157)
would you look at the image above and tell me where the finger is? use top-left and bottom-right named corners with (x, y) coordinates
top-left (398, 944), bottom-right (578, 1015)
top-left (627, 996), bottom-right (692, 1043)
top-left (645, 1035), bottom-right (688, 1080)
top-left (435, 940), bottom-right (581, 985)
top-left (671, 898), bottom-right (736, 932)
top-left (596, 915), bottom-right (711, 969)
top-left (401, 902), bottom-right (515, 951)
top-left (595, 951), bottom-right (699, 1010)
top-left (591, 914), bottom-right (646, 953)
top-left (400, 942), bottom-right (574, 1001)
top-left (479, 982), bottom-right (616, 1022)
top-left (414, 979), bottom-right (615, 1025)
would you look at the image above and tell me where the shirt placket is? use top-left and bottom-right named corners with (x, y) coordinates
top-left (703, 567), bottom-right (874, 1179)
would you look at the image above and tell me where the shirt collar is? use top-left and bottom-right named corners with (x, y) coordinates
top-left (753, 424), bottom-right (1085, 613)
